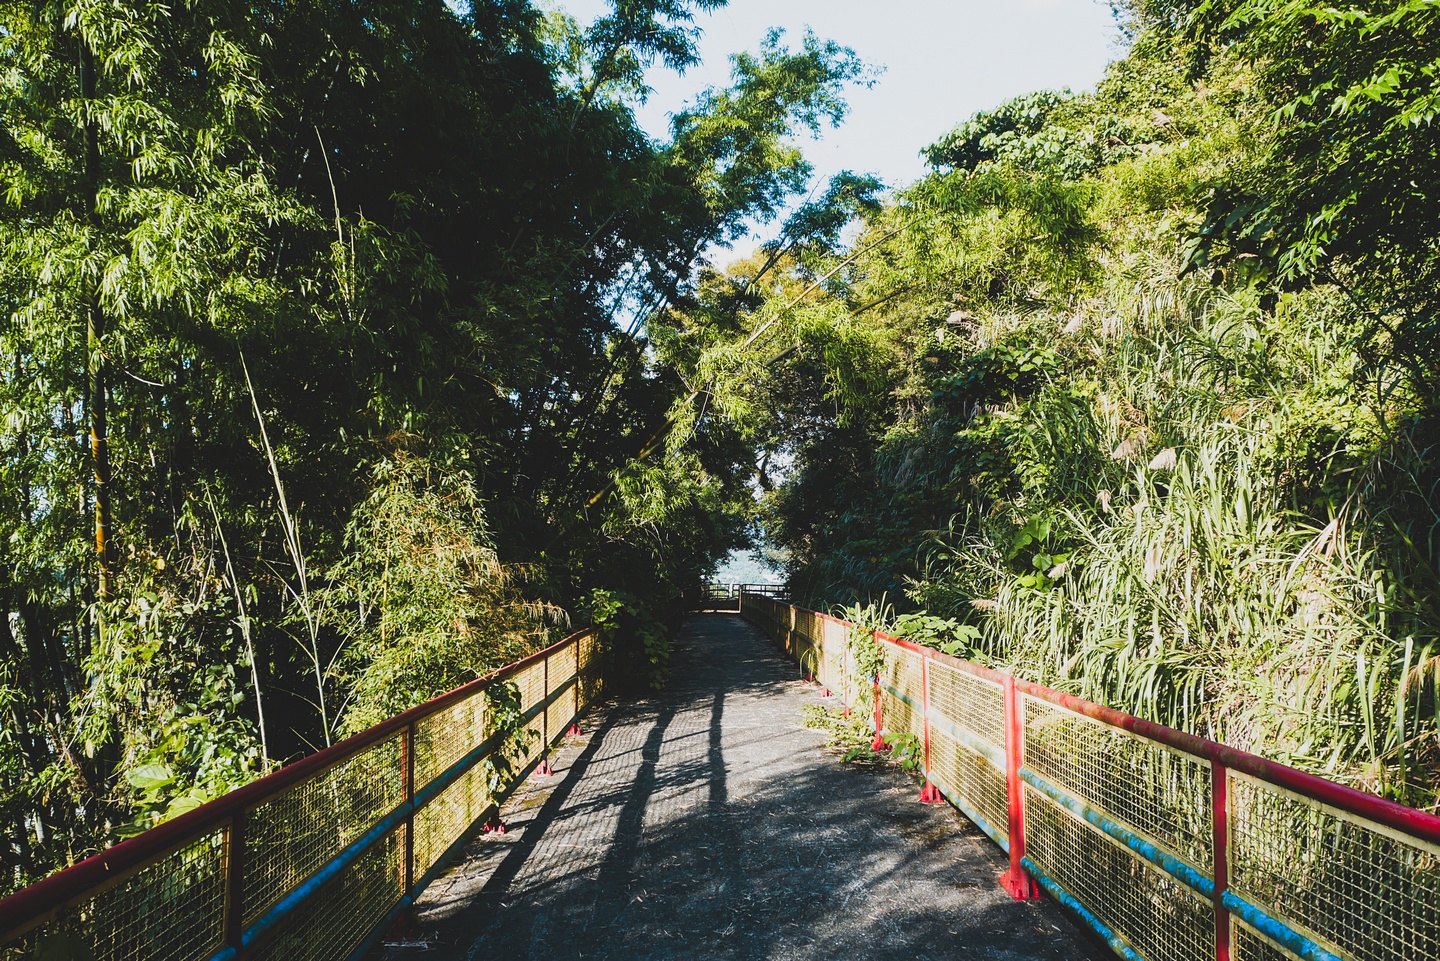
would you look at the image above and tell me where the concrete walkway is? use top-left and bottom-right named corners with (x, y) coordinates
top-left (377, 614), bottom-right (1108, 961)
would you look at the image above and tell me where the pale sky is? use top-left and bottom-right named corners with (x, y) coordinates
top-left (562, 1), bottom-right (1123, 213)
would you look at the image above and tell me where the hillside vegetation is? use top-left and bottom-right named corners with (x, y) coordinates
top-left (662, 1), bottom-right (1440, 807)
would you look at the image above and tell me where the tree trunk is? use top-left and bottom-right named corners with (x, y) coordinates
top-left (79, 40), bottom-right (113, 599)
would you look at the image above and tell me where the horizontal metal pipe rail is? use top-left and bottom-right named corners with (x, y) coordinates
top-left (738, 590), bottom-right (1440, 961)
top-left (0, 627), bottom-right (605, 961)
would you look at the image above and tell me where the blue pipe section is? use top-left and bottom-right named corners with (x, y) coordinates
top-left (1021, 770), bottom-right (1346, 961)
top-left (806, 641), bottom-right (1346, 961)
top-left (931, 781), bottom-right (1008, 853)
top-left (1019, 768), bottom-right (1215, 899)
top-left (1019, 857), bottom-right (1146, 961)
top-left (207, 674), bottom-right (583, 961)
top-left (1221, 891), bottom-right (1345, 961)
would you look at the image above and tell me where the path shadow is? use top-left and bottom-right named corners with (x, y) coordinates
top-left (380, 613), bottom-right (1109, 961)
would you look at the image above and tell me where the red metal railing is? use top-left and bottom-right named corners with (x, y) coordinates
top-left (739, 591), bottom-right (1440, 961)
top-left (0, 628), bottom-right (605, 961)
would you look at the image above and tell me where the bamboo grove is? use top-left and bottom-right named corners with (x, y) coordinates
top-left (0, 0), bottom-right (873, 891)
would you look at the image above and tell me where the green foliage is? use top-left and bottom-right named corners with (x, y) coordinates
top-left (800, 701), bottom-right (870, 747)
top-left (884, 731), bottom-right (923, 773)
top-left (1178, 0), bottom-right (1440, 388)
top-left (324, 450), bottom-right (564, 734)
top-left (682, 10), bottom-right (1440, 809)
top-left (924, 89), bottom-right (1120, 179)
top-left (586, 588), bottom-right (671, 692)
top-left (481, 679), bottom-right (537, 788)
top-left (837, 599), bottom-right (891, 679)
top-left (892, 613), bottom-right (983, 659)
top-left (0, 0), bottom-right (873, 892)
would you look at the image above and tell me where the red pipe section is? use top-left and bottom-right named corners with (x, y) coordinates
top-left (999, 674), bottom-right (1041, 900)
top-left (1212, 761), bottom-right (1231, 961)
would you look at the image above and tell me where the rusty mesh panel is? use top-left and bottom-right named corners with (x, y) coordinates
top-left (1025, 784), bottom-right (1214, 961)
top-left (881, 644), bottom-right (923, 708)
top-left (249, 826), bottom-right (403, 961)
top-left (794, 608), bottom-right (821, 646)
top-left (511, 659), bottom-right (547, 775)
top-left (544, 673), bottom-right (578, 749)
top-left (1023, 696), bottom-right (1212, 869)
top-left (1233, 920), bottom-right (1302, 961)
top-left (243, 734), bottom-right (404, 925)
top-left (794, 609), bottom-right (823, 678)
top-left (1229, 772), bottom-right (1440, 961)
top-left (415, 688), bottom-right (487, 789)
top-left (877, 645), bottom-right (923, 742)
top-left (765, 598), bottom-right (787, 641)
top-left (0, 831), bottom-right (227, 961)
top-left (882, 687), bottom-right (917, 744)
top-left (578, 632), bottom-right (604, 705)
top-left (413, 759), bottom-right (492, 876)
top-left (825, 619), bottom-right (860, 710)
top-left (746, 595), bottom-right (783, 642)
top-left (928, 727), bottom-right (1008, 836)
top-left (926, 659), bottom-right (1005, 750)
top-left (794, 637), bottom-right (819, 676)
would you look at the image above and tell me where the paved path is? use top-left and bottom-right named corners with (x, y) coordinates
top-left (377, 614), bottom-right (1108, 961)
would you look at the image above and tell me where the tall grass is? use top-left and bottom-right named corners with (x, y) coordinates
top-left (913, 272), bottom-right (1440, 807)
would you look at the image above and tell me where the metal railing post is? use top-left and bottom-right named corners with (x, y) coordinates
top-left (1000, 675), bottom-right (1041, 900)
top-left (1213, 762), bottom-right (1231, 961)
top-left (918, 652), bottom-right (942, 803)
top-left (225, 811), bottom-right (245, 950)
top-left (537, 652), bottom-right (555, 776)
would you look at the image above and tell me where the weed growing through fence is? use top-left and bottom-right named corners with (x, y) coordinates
top-left (802, 704), bottom-right (889, 766)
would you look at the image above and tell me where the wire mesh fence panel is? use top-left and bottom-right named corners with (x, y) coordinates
top-left (249, 827), bottom-right (404, 961)
top-left (1023, 696), bottom-right (1212, 870)
top-left (794, 609), bottom-right (824, 680)
top-left (578, 631), bottom-right (604, 705)
top-left (794, 637), bottom-right (819, 677)
top-left (1232, 920), bottom-right (1303, 961)
top-left (0, 830), bottom-right (228, 961)
top-left (242, 734), bottom-right (404, 926)
top-left (544, 643), bottom-right (579, 748)
top-left (926, 659), bottom-right (1005, 753)
top-left (0, 630), bottom-right (607, 961)
top-left (413, 759), bottom-right (493, 877)
top-left (1025, 784), bottom-right (1215, 961)
top-left (1228, 772), bottom-right (1440, 961)
top-left (879, 645), bottom-right (924, 742)
top-left (512, 660), bottom-right (548, 773)
top-left (825, 619), bottom-right (859, 710)
top-left (928, 727), bottom-right (1009, 838)
top-left (415, 690), bottom-right (488, 789)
